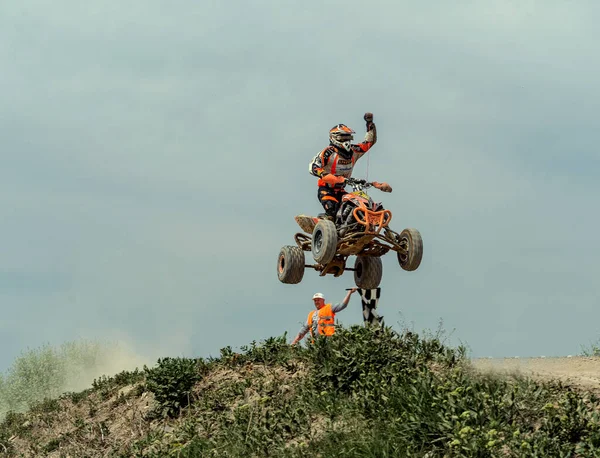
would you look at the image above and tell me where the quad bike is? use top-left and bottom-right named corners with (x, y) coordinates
top-left (277, 177), bottom-right (423, 288)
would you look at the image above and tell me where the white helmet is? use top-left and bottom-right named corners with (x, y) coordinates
top-left (312, 292), bottom-right (325, 300)
top-left (329, 124), bottom-right (355, 153)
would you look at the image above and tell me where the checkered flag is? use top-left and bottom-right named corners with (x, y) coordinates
top-left (358, 287), bottom-right (383, 327)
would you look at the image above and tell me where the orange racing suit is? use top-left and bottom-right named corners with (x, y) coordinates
top-left (309, 125), bottom-right (377, 218)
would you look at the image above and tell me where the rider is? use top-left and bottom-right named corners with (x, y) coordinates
top-left (308, 113), bottom-right (378, 220)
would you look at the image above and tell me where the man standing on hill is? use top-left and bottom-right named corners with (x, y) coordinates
top-left (291, 288), bottom-right (358, 345)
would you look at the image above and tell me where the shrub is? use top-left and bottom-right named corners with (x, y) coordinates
top-left (144, 357), bottom-right (204, 418)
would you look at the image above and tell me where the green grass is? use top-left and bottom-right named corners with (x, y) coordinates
top-left (580, 337), bottom-right (600, 357)
top-left (3, 326), bottom-right (600, 457)
top-left (122, 326), bottom-right (600, 456)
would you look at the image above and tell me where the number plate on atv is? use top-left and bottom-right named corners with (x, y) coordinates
top-left (351, 191), bottom-right (370, 199)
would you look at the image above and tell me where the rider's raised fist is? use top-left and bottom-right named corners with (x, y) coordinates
top-left (364, 113), bottom-right (375, 132)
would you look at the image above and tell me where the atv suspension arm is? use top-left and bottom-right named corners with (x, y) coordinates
top-left (305, 264), bottom-right (356, 271)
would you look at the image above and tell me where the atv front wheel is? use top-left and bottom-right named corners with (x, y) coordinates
top-left (277, 246), bottom-right (305, 284)
top-left (397, 228), bottom-right (423, 271)
top-left (354, 256), bottom-right (383, 289)
top-left (311, 220), bottom-right (338, 264)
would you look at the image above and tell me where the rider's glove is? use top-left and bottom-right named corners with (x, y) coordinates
top-left (364, 112), bottom-right (375, 131)
top-left (321, 174), bottom-right (347, 186)
top-left (373, 181), bottom-right (392, 193)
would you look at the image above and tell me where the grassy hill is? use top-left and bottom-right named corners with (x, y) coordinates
top-left (2, 326), bottom-right (600, 457)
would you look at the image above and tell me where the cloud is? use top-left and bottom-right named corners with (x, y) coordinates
top-left (0, 271), bottom-right (70, 295)
top-left (0, 0), bottom-right (599, 371)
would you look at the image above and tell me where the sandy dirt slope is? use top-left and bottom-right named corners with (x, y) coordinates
top-left (471, 356), bottom-right (600, 394)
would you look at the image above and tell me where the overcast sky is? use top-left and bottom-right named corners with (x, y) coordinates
top-left (1, 0), bottom-right (599, 370)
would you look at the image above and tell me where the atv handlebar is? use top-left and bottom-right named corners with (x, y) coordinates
top-left (344, 177), bottom-right (371, 187)
top-left (343, 177), bottom-right (392, 193)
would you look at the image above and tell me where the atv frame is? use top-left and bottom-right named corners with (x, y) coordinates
top-left (293, 223), bottom-right (412, 278)
top-left (277, 178), bottom-right (423, 288)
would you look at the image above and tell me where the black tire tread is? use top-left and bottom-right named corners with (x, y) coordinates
top-left (398, 228), bottom-right (423, 272)
top-left (277, 245), bottom-right (305, 284)
top-left (311, 220), bottom-right (338, 264)
top-left (354, 256), bottom-right (383, 289)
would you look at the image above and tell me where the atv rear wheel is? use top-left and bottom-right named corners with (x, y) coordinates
top-left (311, 220), bottom-right (338, 264)
top-left (277, 246), bottom-right (305, 284)
top-left (354, 256), bottom-right (383, 289)
top-left (397, 228), bottom-right (423, 271)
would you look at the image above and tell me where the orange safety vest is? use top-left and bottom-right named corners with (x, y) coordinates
top-left (308, 304), bottom-right (336, 339)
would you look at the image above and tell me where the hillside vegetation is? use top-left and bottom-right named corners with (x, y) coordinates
top-left (0, 340), bottom-right (144, 420)
top-left (2, 326), bottom-right (600, 457)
